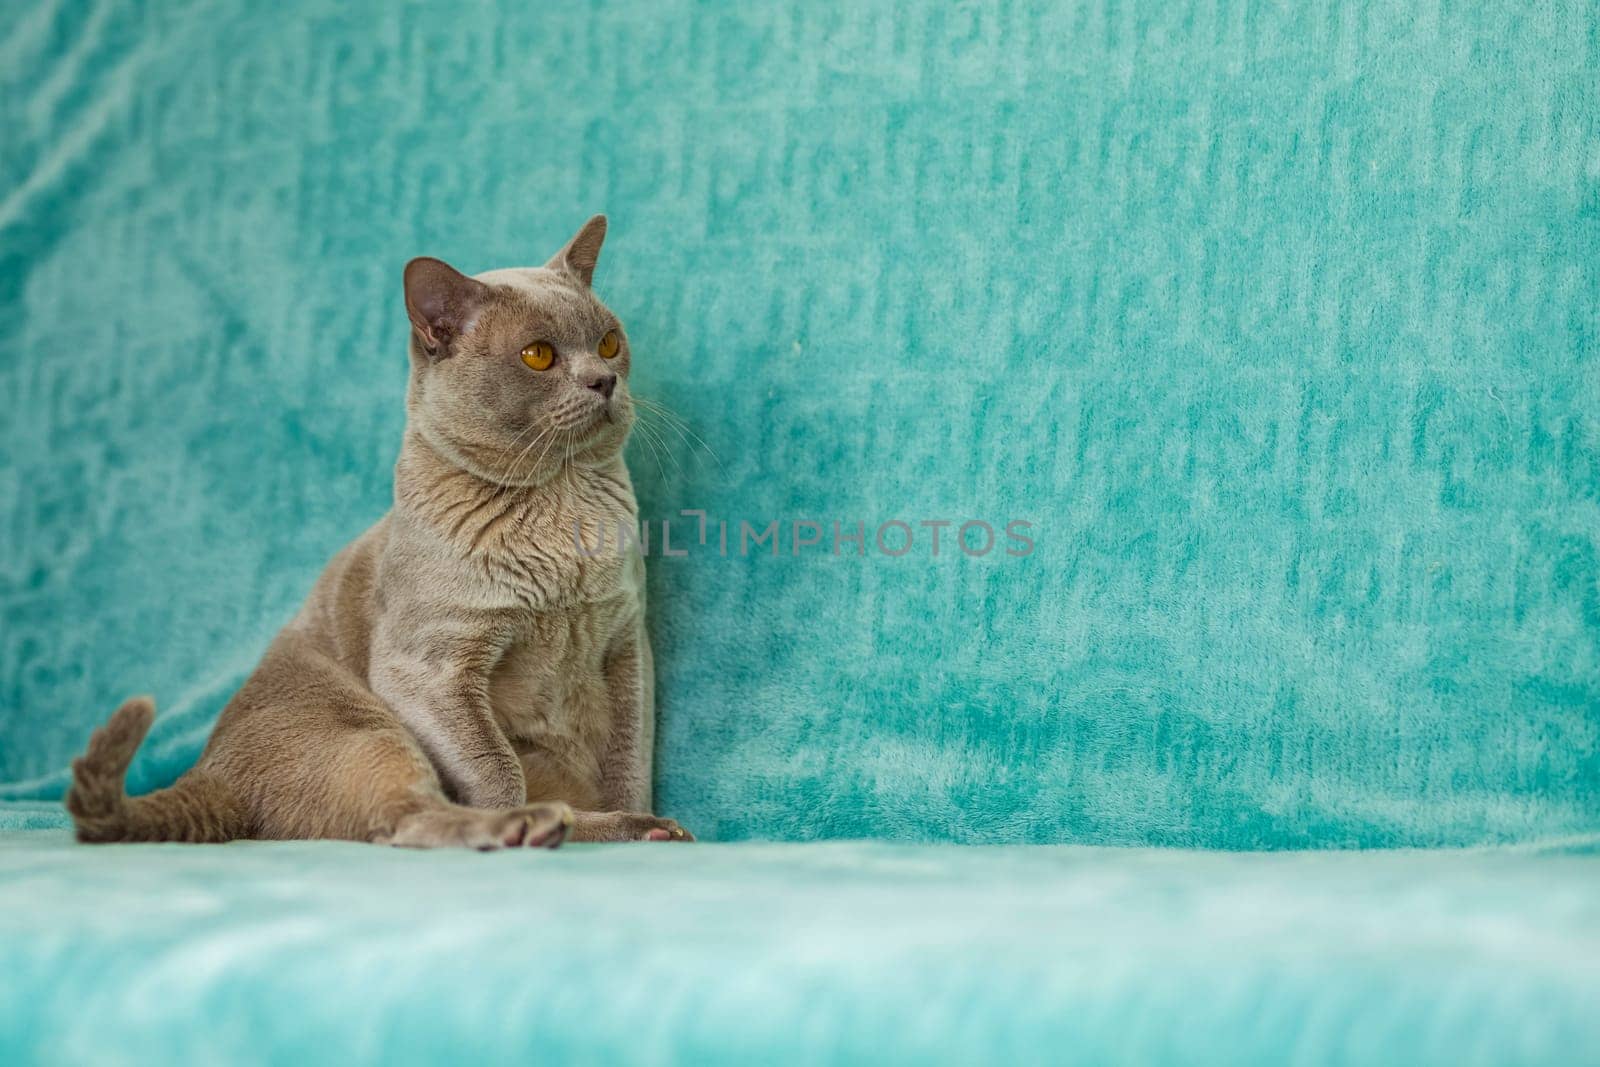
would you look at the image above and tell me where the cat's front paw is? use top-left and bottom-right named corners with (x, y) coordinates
top-left (497, 802), bottom-right (574, 849)
top-left (637, 816), bottom-right (693, 842)
top-left (571, 811), bottom-right (694, 842)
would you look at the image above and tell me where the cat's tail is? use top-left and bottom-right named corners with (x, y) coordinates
top-left (65, 697), bottom-right (247, 844)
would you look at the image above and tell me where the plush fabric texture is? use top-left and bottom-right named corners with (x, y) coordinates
top-left (0, 831), bottom-right (1595, 1066)
top-left (4, 0), bottom-right (1595, 849)
top-left (3, 2), bottom-right (1597, 1063)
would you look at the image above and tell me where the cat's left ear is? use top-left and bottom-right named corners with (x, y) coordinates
top-left (545, 214), bottom-right (607, 288)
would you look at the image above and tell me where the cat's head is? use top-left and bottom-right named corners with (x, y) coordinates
top-left (401, 215), bottom-right (633, 484)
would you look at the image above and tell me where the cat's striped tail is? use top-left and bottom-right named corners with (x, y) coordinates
top-left (65, 697), bottom-right (246, 843)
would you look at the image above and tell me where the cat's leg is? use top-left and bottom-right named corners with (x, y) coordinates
top-left (518, 747), bottom-right (690, 842)
top-left (512, 616), bottom-right (692, 843)
top-left (567, 810), bottom-right (693, 843)
top-left (594, 619), bottom-right (656, 812)
top-left (369, 620), bottom-right (526, 810)
top-left (546, 623), bottom-right (692, 843)
top-left (384, 798), bottom-right (573, 849)
top-left (205, 636), bottom-right (571, 850)
top-left (238, 716), bottom-right (573, 849)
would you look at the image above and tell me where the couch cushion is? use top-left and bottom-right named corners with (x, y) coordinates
top-left (1, 830), bottom-right (1596, 1065)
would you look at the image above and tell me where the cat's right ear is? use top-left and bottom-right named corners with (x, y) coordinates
top-left (403, 257), bottom-right (488, 357)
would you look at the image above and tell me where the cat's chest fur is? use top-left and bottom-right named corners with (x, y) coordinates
top-left (465, 464), bottom-right (645, 752)
top-left (466, 463), bottom-right (637, 610)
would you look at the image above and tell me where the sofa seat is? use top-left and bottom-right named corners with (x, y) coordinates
top-left (2, 823), bottom-right (1595, 1065)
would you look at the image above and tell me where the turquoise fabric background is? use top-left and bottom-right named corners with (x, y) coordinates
top-left (3, 0), bottom-right (1598, 849)
top-left (4, 4), bottom-right (1599, 1065)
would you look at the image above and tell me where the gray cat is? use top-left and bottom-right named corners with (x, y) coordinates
top-left (67, 215), bottom-right (692, 848)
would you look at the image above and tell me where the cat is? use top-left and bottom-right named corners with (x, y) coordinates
top-left (65, 215), bottom-right (691, 849)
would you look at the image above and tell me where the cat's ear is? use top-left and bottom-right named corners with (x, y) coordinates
top-left (403, 257), bottom-right (488, 356)
top-left (544, 214), bottom-right (607, 287)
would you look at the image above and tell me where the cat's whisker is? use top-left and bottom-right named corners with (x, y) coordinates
top-left (645, 412), bottom-right (708, 476)
top-left (487, 422), bottom-right (543, 489)
top-left (638, 416), bottom-right (684, 482)
top-left (527, 422), bottom-right (569, 479)
top-left (634, 396), bottom-right (724, 476)
top-left (504, 417), bottom-right (543, 455)
top-left (629, 419), bottom-right (670, 485)
top-left (507, 424), bottom-right (556, 483)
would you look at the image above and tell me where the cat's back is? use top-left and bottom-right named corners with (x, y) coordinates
top-left (285, 515), bottom-right (392, 678)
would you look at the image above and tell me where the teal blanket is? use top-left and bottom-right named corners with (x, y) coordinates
top-left (3, 0), bottom-right (1597, 848)
top-left (0, 832), bottom-right (1595, 1066)
top-left (4, 1), bottom-right (1599, 1062)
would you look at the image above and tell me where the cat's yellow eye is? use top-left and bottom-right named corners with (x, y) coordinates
top-left (520, 341), bottom-right (555, 371)
top-left (598, 330), bottom-right (620, 360)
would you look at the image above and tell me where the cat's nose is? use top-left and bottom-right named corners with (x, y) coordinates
top-left (585, 373), bottom-right (617, 399)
